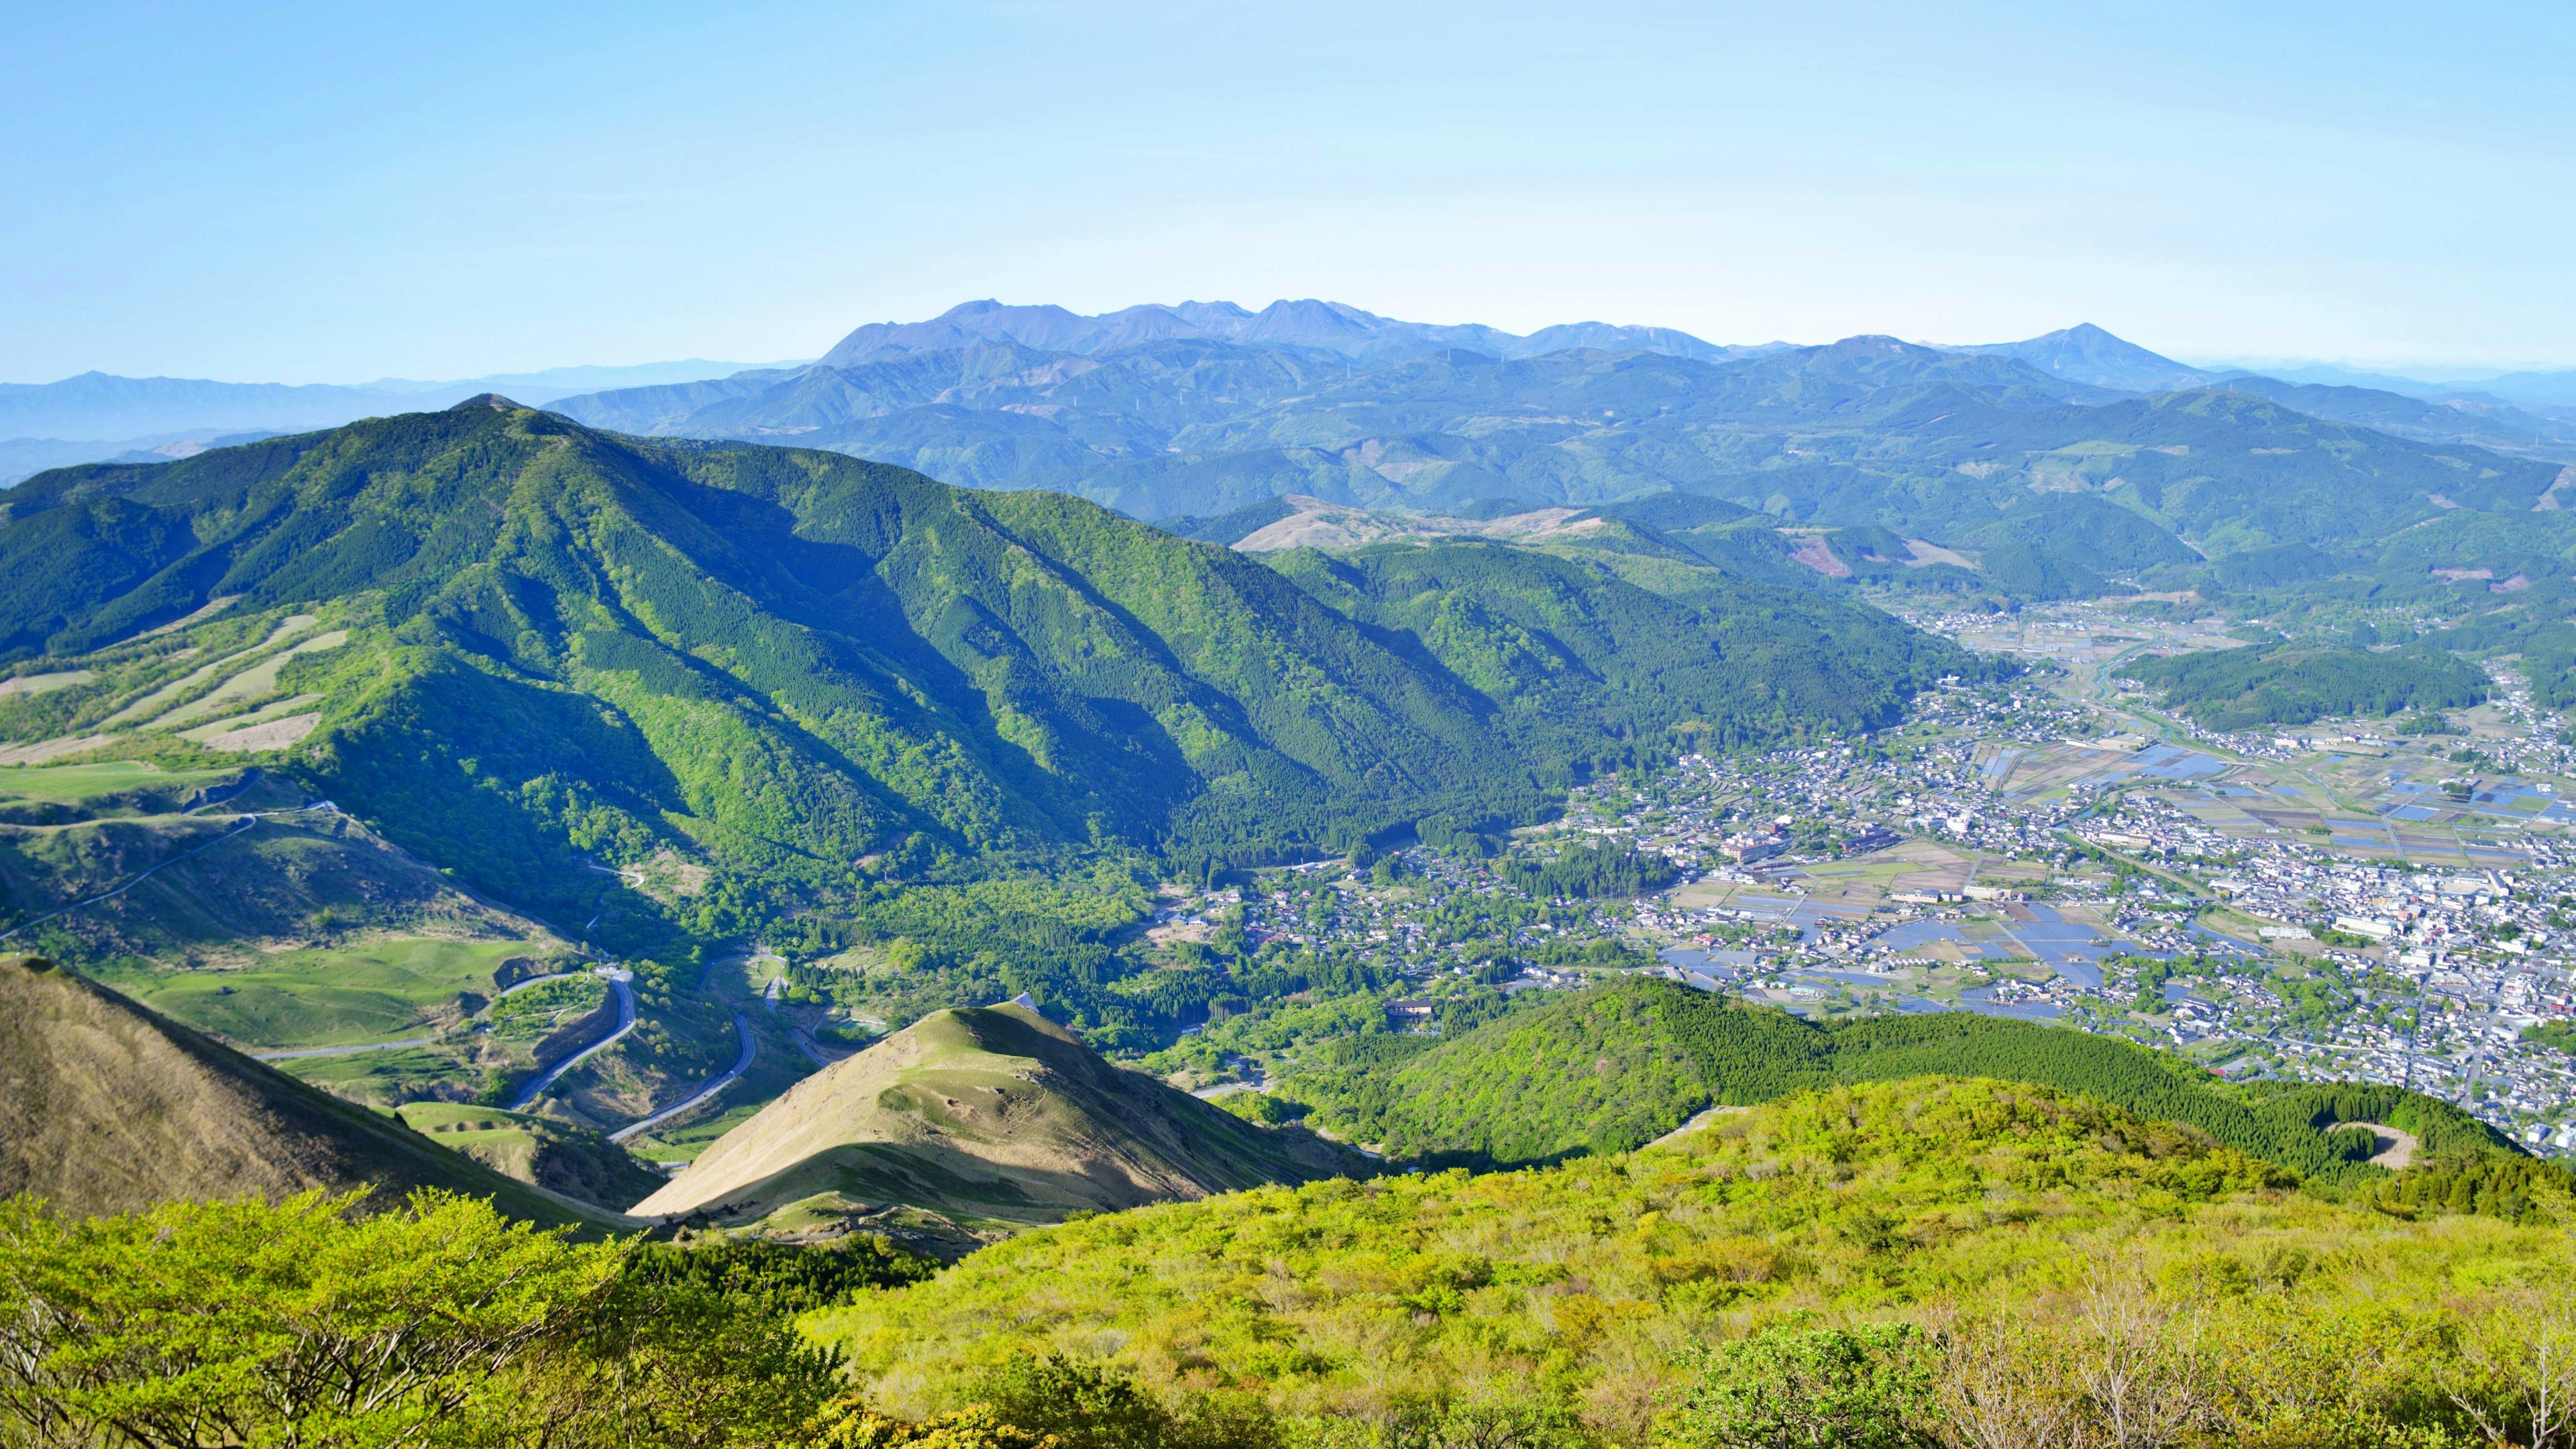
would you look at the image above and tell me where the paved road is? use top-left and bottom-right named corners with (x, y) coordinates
top-left (494, 970), bottom-right (587, 998)
top-left (0, 805), bottom-right (339, 943)
top-left (609, 1010), bottom-right (755, 1143)
top-left (508, 971), bottom-right (638, 1111)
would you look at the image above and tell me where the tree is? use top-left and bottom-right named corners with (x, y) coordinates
top-left (1672, 1324), bottom-right (1936, 1449)
top-left (805, 1399), bottom-right (1057, 1449)
top-left (0, 1189), bottom-right (845, 1449)
top-left (0, 1189), bottom-right (619, 1449)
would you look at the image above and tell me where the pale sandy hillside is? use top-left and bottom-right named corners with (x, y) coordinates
top-left (632, 1004), bottom-right (1355, 1225)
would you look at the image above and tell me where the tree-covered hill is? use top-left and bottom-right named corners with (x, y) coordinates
top-left (2119, 639), bottom-right (2493, 729)
top-left (0, 401), bottom-right (1963, 964)
top-left (1278, 979), bottom-right (2521, 1182)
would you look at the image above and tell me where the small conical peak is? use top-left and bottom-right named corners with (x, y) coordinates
top-left (450, 392), bottom-right (521, 412)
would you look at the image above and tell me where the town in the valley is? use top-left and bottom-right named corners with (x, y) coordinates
top-left (1146, 598), bottom-right (2576, 1159)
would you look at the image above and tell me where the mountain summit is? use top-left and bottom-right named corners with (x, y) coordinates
top-left (631, 1002), bottom-right (1356, 1226)
top-left (1954, 322), bottom-right (2212, 392)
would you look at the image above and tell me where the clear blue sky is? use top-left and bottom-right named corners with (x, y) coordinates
top-left (5, 1), bottom-right (2571, 382)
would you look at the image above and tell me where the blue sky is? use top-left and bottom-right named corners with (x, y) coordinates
top-left (4, 1), bottom-right (2571, 382)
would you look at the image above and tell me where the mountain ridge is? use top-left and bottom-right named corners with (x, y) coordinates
top-left (631, 1002), bottom-right (1358, 1226)
top-left (0, 400), bottom-right (1961, 961)
top-left (0, 953), bottom-right (622, 1225)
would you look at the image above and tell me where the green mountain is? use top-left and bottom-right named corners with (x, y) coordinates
top-left (631, 1002), bottom-right (1358, 1226)
top-left (0, 953), bottom-right (619, 1225)
top-left (1278, 978), bottom-right (2519, 1179)
top-left (0, 398), bottom-right (1964, 971)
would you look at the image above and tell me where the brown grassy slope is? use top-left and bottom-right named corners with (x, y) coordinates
top-left (0, 955), bottom-right (621, 1227)
top-left (631, 1004), bottom-right (1358, 1224)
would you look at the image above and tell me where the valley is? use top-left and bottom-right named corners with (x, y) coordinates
top-left (3, 388), bottom-right (2575, 1444)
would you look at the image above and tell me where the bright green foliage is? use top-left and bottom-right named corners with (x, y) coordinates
top-left (804, 1399), bottom-right (1057, 1449)
top-left (622, 1234), bottom-right (936, 1313)
top-left (1499, 845), bottom-right (1680, 900)
top-left (1265, 543), bottom-right (1964, 762)
top-left (1672, 1324), bottom-right (1935, 1449)
top-left (969, 1352), bottom-right (1273, 1449)
top-left (804, 1077), bottom-right (2571, 1446)
top-left (0, 1188), bottom-right (851, 1449)
top-left (0, 402), bottom-right (1964, 968)
top-left (2121, 641), bottom-right (2489, 729)
top-left (0, 1188), bottom-right (612, 1448)
top-left (1279, 981), bottom-right (2544, 1186)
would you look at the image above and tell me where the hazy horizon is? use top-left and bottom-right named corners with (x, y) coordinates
top-left (7, 2), bottom-right (2572, 382)
top-left (5, 299), bottom-right (2567, 392)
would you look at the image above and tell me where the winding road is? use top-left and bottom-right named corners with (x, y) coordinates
top-left (507, 970), bottom-right (637, 1110)
top-left (0, 802), bottom-right (340, 945)
top-left (608, 1010), bottom-right (755, 1142)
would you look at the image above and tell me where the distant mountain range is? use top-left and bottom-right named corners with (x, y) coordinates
top-left (2194, 360), bottom-right (2576, 413)
top-left (0, 359), bottom-right (803, 484)
top-left (549, 320), bottom-right (2567, 550)
top-left (16, 301), bottom-right (2576, 532)
top-left (818, 297), bottom-right (1782, 367)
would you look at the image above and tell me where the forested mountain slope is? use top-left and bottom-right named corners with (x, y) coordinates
top-left (0, 400), bottom-right (1959, 963)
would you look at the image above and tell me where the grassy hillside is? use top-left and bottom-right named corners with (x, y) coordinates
top-left (393, 1101), bottom-right (665, 1209)
top-left (634, 1003), bottom-right (1360, 1227)
top-left (806, 1076), bottom-right (2576, 1446)
top-left (1278, 979), bottom-right (2520, 1182)
top-left (0, 953), bottom-right (617, 1226)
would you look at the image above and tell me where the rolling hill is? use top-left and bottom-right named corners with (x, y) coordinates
top-left (0, 952), bottom-right (619, 1225)
top-left (631, 1002), bottom-right (1357, 1226)
top-left (804, 1074), bottom-right (2573, 1446)
top-left (1277, 977), bottom-right (2521, 1178)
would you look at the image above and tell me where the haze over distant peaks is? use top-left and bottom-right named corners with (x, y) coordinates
top-left (1953, 322), bottom-right (2214, 392)
top-left (817, 299), bottom-right (1785, 368)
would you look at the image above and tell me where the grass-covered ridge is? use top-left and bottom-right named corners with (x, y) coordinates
top-left (1278, 979), bottom-right (2520, 1183)
top-left (633, 1002), bottom-right (1359, 1227)
top-left (806, 1075), bottom-right (2576, 1446)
